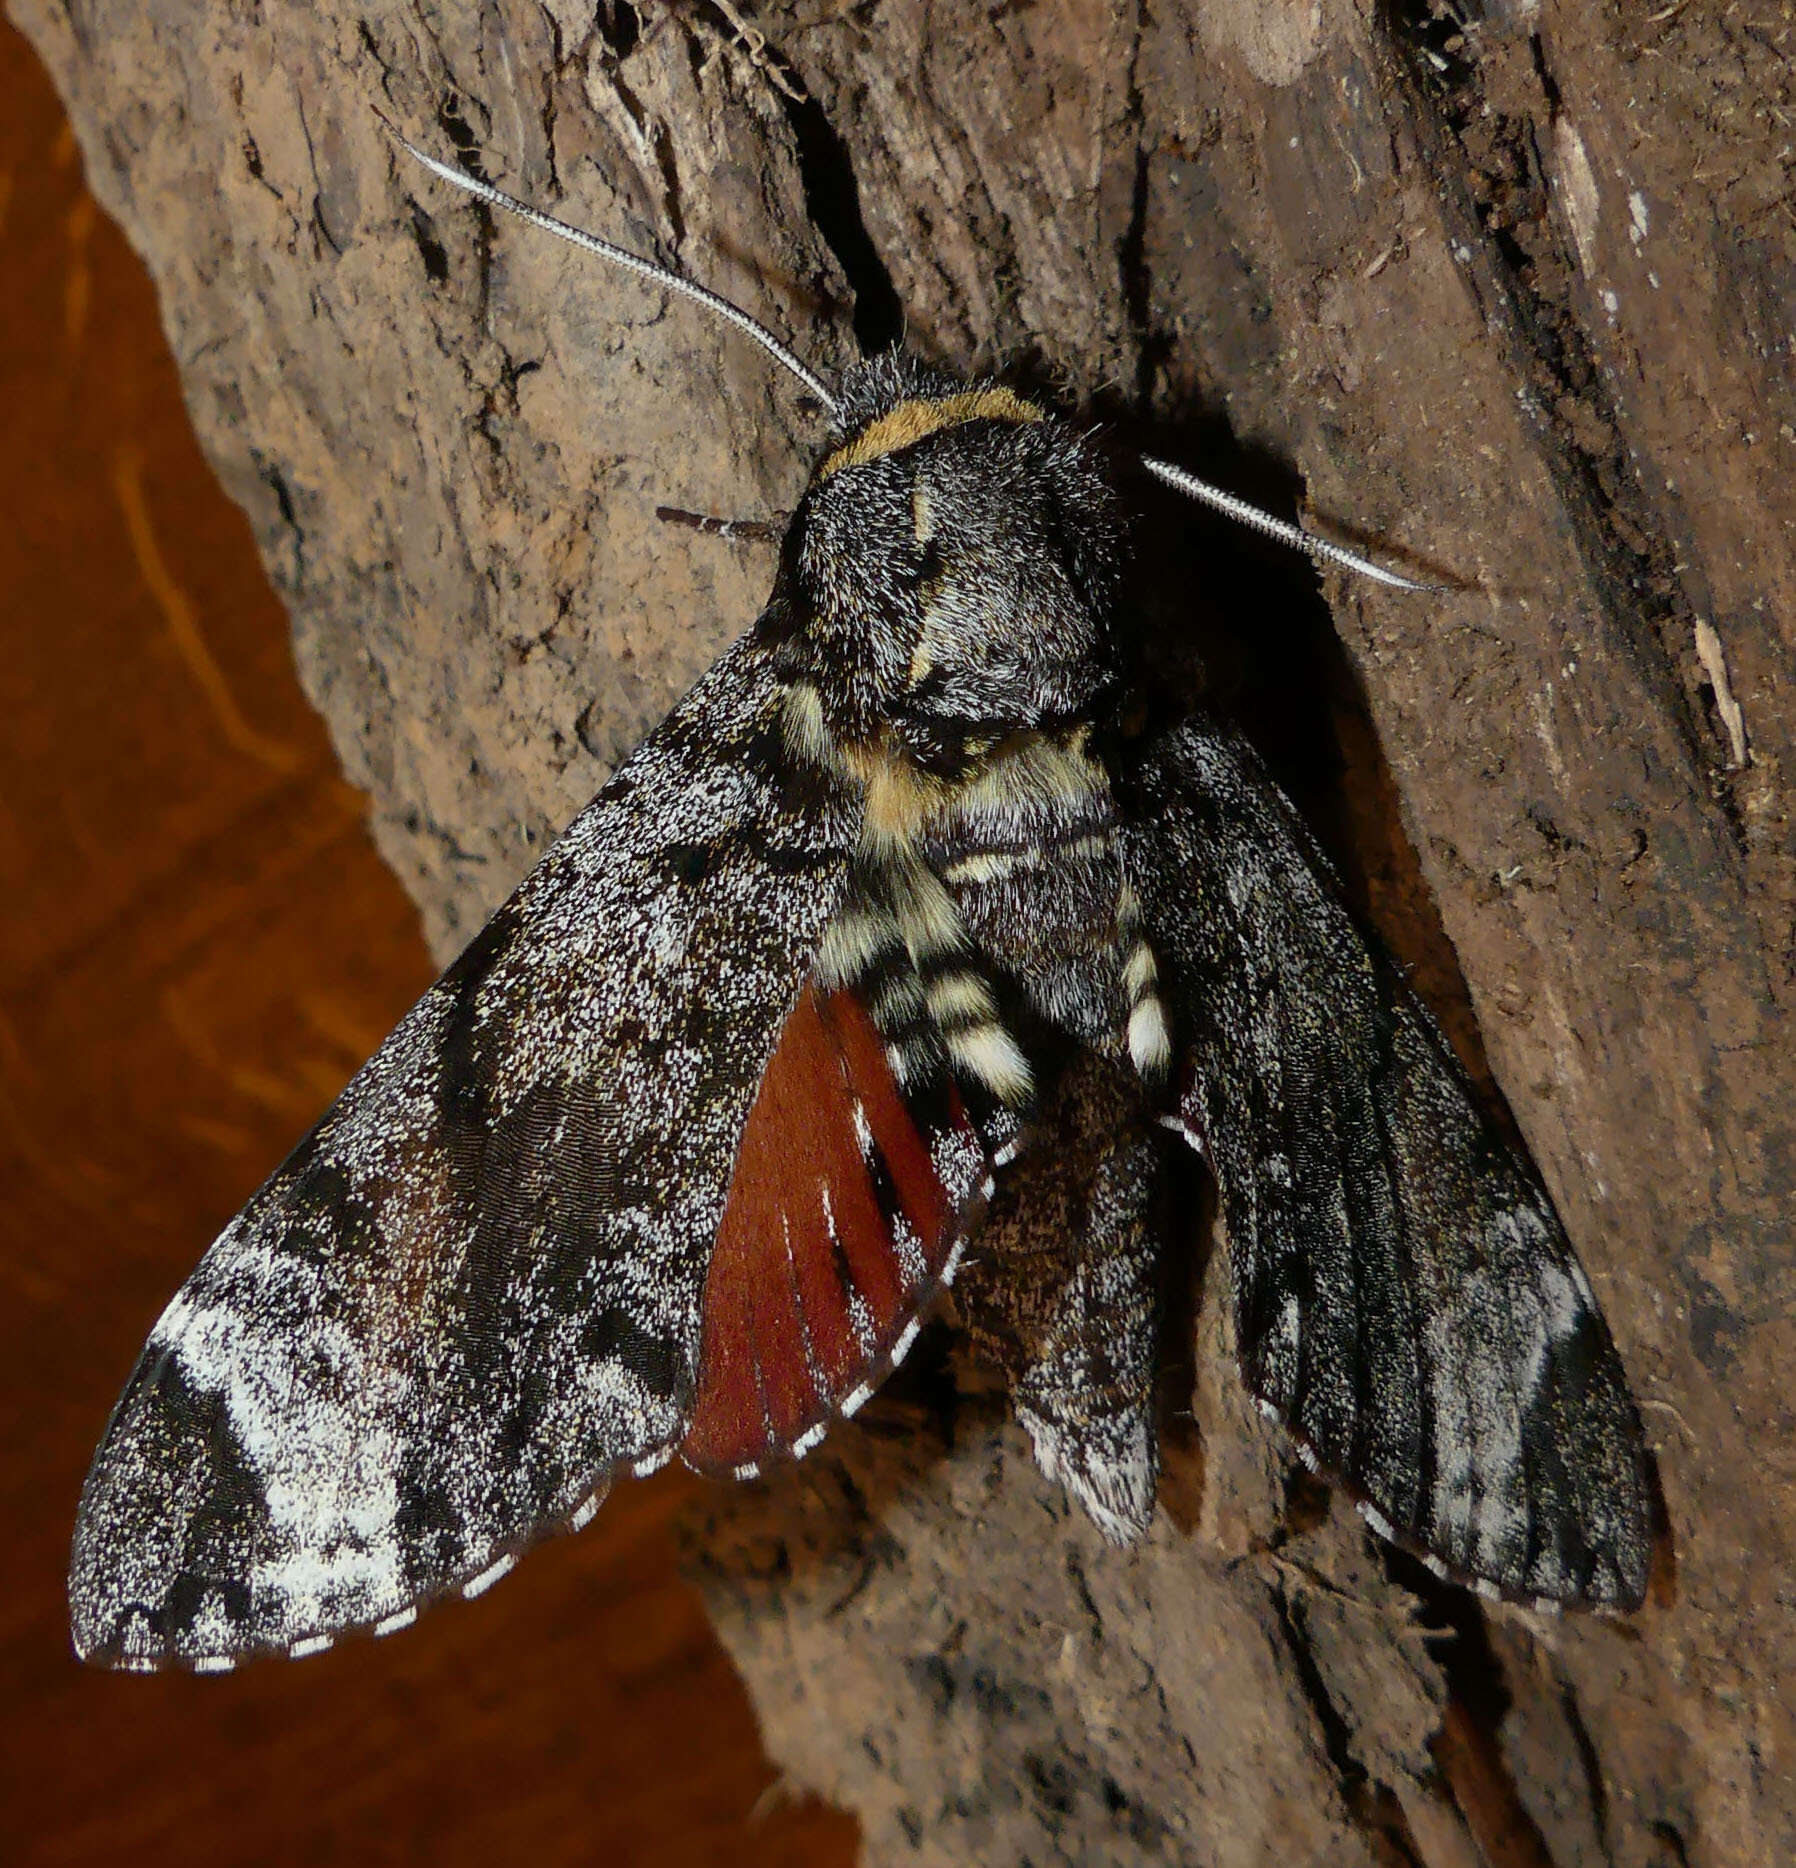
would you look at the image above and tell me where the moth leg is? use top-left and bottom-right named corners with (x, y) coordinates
top-left (654, 505), bottom-right (785, 544)
top-left (959, 1054), bottom-right (1163, 1545)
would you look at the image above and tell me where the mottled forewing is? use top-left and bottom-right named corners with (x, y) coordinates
top-left (1124, 718), bottom-right (1650, 1607)
top-left (71, 637), bottom-right (860, 1669)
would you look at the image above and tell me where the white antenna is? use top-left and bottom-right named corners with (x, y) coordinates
top-left (382, 117), bottom-right (1435, 591)
top-left (376, 113), bottom-right (837, 412)
top-left (1139, 455), bottom-right (1440, 591)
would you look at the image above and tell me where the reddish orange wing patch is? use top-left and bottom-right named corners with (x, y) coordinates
top-left (680, 984), bottom-right (990, 1476)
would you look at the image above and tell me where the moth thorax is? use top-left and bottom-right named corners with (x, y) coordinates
top-left (771, 372), bottom-right (1126, 754)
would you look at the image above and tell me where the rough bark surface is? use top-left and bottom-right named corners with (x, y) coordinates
top-left (15, 0), bottom-right (1792, 1863)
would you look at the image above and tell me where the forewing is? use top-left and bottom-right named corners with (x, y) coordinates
top-left (1124, 717), bottom-right (1651, 1607)
top-left (70, 636), bottom-right (861, 1670)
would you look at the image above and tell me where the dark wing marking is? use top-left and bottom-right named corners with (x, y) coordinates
top-left (70, 637), bottom-right (861, 1671)
top-left (959, 1053), bottom-right (1164, 1545)
top-left (680, 984), bottom-right (991, 1477)
top-left (1124, 717), bottom-right (1651, 1608)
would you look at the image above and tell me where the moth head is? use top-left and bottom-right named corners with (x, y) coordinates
top-left (760, 354), bottom-right (1127, 773)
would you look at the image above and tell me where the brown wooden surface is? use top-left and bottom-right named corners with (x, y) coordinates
top-left (0, 21), bottom-right (856, 1866)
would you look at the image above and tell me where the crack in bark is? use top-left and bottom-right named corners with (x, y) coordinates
top-left (1380, 0), bottom-right (1738, 835)
top-left (1386, 1551), bottom-right (1565, 1868)
top-left (1116, 0), bottom-right (1164, 408)
top-left (713, 7), bottom-right (903, 355)
top-left (1559, 1679), bottom-right (1616, 1864)
top-left (595, 1), bottom-right (642, 64)
top-left (1271, 1581), bottom-right (1429, 1867)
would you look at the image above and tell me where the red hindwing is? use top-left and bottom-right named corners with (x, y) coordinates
top-left (680, 984), bottom-right (989, 1475)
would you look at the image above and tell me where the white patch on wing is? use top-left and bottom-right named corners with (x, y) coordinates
top-left (932, 1122), bottom-right (987, 1200)
top-left (152, 1243), bottom-right (411, 1643)
top-left (846, 1286), bottom-right (877, 1356)
top-left (1273, 1294), bottom-right (1302, 1377)
top-left (1540, 1259), bottom-right (1589, 1347)
top-left (891, 1211), bottom-right (927, 1285)
top-left (1017, 1405), bottom-right (1154, 1546)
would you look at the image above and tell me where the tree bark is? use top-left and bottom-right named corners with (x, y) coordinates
top-left (15, 0), bottom-right (1791, 1862)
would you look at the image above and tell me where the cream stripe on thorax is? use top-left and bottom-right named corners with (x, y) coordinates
top-left (819, 388), bottom-right (1043, 479)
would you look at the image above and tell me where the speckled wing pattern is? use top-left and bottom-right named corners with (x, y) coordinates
top-left (959, 1053), bottom-right (1165, 1546)
top-left (70, 331), bottom-right (1654, 1667)
top-left (69, 636), bottom-right (861, 1671)
top-left (1124, 716), bottom-right (1652, 1608)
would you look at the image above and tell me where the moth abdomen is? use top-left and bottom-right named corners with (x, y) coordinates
top-left (1117, 884), bottom-right (1172, 1086)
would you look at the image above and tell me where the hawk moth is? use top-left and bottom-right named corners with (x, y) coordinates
top-left (68, 131), bottom-right (1652, 1674)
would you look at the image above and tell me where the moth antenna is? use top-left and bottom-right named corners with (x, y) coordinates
top-left (377, 113), bottom-right (839, 414)
top-left (1138, 454), bottom-right (1443, 592)
top-left (379, 115), bottom-right (1429, 588)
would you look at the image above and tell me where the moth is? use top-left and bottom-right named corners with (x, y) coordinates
top-left (69, 126), bottom-right (1652, 1675)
